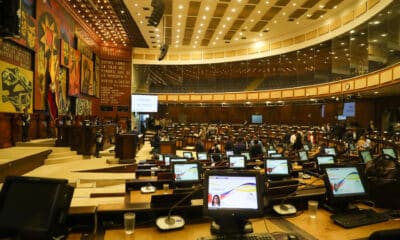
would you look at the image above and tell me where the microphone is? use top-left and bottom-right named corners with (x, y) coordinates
top-left (155, 185), bottom-right (203, 231)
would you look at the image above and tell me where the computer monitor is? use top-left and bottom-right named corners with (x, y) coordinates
top-left (303, 144), bottom-right (310, 151)
top-left (197, 152), bottom-right (208, 161)
top-left (240, 151), bottom-right (250, 161)
top-left (324, 147), bottom-right (337, 156)
top-left (226, 150), bottom-right (234, 158)
top-left (270, 153), bottom-right (283, 158)
top-left (322, 165), bottom-right (369, 212)
top-left (164, 155), bottom-right (172, 166)
top-left (0, 176), bottom-right (74, 240)
top-left (183, 151), bottom-right (193, 159)
top-left (267, 149), bottom-right (277, 157)
top-left (359, 150), bottom-right (373, 164)
top-left (228, 155), bottom-right (246, 169)
top-left (170, 158), bottom-right (187, 163)
top-left (382, 148), bottom-right (398, 160)
top-left (203, 170), bottom-right (264, 235)
top-left (172, 162), bottom-right (201, 187)
top-left (264, 158), bottom-right (291, 180)
top-left (158, 154), bottom-right (164, 161)
top-left (298, 150), bottom-right (309, 162)
top-left (316, 155), bottom-right (336, 170)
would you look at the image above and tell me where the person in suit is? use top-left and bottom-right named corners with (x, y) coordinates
top-left (21, 107), bottom-right (30, 142)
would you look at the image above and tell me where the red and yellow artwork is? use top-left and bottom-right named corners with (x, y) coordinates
top-left (69, 48), bottom-right (81, 96)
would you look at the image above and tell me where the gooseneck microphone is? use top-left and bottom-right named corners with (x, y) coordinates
top-left (156, 185), bottom-right (203, 231)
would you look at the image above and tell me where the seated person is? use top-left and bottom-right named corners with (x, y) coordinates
top-left (249, 140), bottom-right (263, 160)
top-left (356, 135), bottom-right (371, 151)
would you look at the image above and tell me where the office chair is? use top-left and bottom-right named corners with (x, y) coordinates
top-left (369, 229), bottom-right (400, 240)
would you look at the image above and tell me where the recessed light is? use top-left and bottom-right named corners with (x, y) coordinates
top-left (178, 5), bottom-right (183, 9)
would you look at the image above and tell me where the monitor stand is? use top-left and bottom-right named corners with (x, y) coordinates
top-left (322, 201), bottom-right (359, 214)
top-left (210, 217), bottom-right (253, 235)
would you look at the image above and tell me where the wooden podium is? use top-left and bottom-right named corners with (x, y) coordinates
top-left (115, 134), bottom-right (138, 163)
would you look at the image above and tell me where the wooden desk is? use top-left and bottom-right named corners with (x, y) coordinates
top-left (68, 208), bottom-right (400, 240)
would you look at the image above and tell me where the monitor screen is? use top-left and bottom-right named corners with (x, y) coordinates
top-left (316, 155), bottom-right (336, 166)
top-left (342, 102), bottom-right (356, 117)
top-left (382, 148), bottom-right (397, 159)
top-left (183, 152), bottom-right (193, 159)
top-left (158, 154), bottom-right (164, 161)
top-left (251, 115), bottom-right (263, 124)
top-left (265, 159), bottom-right (290, 178)
top-left (359, 150), bottom-right (373, 163)
top-left (303, 144), bottom-right (310, 151)
top-left (197, 152), bottom-right (208, 161)
top-left (240, 152), bottom-right (250, 161)
top-left (228, 155), bottom-right (246, 169)
top-left (164, 155), bottom-right (172, 166)
top-left (204, 170), bottom-right (264, 219)
top-left (298, 151), bottom-right (308, 161)
top-left (172, 162), bottom-right (200, 183)
top-left (324, 147), bottom-right (337, 156)
top-left (323, 165), bottom-right (368, 200)
top-left (170, 158), bottom-right (187, 163)
top-left (226, 150), bottom-right (234, 158)
top-left (270, 153), bottom-right (283, 158)
top-left (131, 94), bottom-right (158, 112)
top-left (0, 176), bottom-right (73, 239)
top-left (267, 149), bottom-right (277, 157)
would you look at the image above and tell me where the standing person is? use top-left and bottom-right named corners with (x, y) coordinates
top-left (95, 128), bottom-right (103, 158)
top-left (21, 107), bottom-right (30, 142)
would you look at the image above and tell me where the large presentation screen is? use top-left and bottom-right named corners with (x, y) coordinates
top-left (131, 95), bottom-right (158, 112)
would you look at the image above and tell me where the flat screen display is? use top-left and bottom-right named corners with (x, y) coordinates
top-left (265, 159), bottom-right (289, 175)
top-left (359, 150), bottom-right (372, 163)
top-left (325, 166), bottom-right (366, 197)
top-left (316, 155), bottom-right (335, 165)
top-left (183, 152), bottom-right (193, 159)
top-left (226, 150), bottom-right (234, 158)
top-left (131, 94), bottom-right (158, 112)
top-left (343, 102), bottom-right (355, 117)
top-left (241, 152), bottom-right (250, 161)
top-left (251, 115), bottom-right (263, 124)
top-left (207, 175), bottom-right (258, 209)
top-left (173, 162), bottom-right (200, 182)
top-left (298, 151), bottom-right (308, 161)
top-left (228, 155), bottom-right (246, 168)
top-left (324, 147), bottom-right (337, 156)
top-left (382, 148), bottom-right (397, 159)
top-left (197, 152), bottom-right (208, 161)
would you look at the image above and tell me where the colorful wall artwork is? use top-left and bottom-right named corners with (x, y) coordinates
top-left (81, 54), bottom-right (93, 96)
top-left (0, 60), bottom-right (33, 113)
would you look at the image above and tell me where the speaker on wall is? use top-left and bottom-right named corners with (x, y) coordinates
top-left (148, 0), bottom-right (165, 27)
top-left (0, 0), bottom-right (21, 38)
top-left (158, 43), bottom-right (169, 61)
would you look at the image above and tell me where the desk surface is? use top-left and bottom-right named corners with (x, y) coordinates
top-left (68, 207), bottom-right (400, 240)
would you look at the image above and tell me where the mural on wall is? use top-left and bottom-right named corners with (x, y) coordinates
top-left (69, 48), bottom-right (81, 96)
top-left (15, 9), bottom-right (37, 51)
top-left (57, 66), bottom-right (69, 115)
top-left (60, 39), bottom-right (71, 68)
top-left (81, 54), bottom-right (93, 96)
top-left (0, 60), bottom-right (33, 113)
top-left (76, 98), bottom-right (91, 116)
top-left (36, 12), bottom-right (60, 111)
top-left (94, 55), bottom-right (100, 97)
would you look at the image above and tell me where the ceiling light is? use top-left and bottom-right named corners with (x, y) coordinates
top-left (205, 6), bottom-right (210, 11)
top-left (231, 8), bottom-right (236, 13)
top-left (178, 5), bottom-right (183, 9)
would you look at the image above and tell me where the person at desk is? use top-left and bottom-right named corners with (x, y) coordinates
top-left (356, 135), bottom-right (371, 151)
top-left (195, 136), bottom-right (206, 152)
top-left (150, 131), bottom-right (161, 154)
top-left (249, 139), bottom-right (263, 160)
